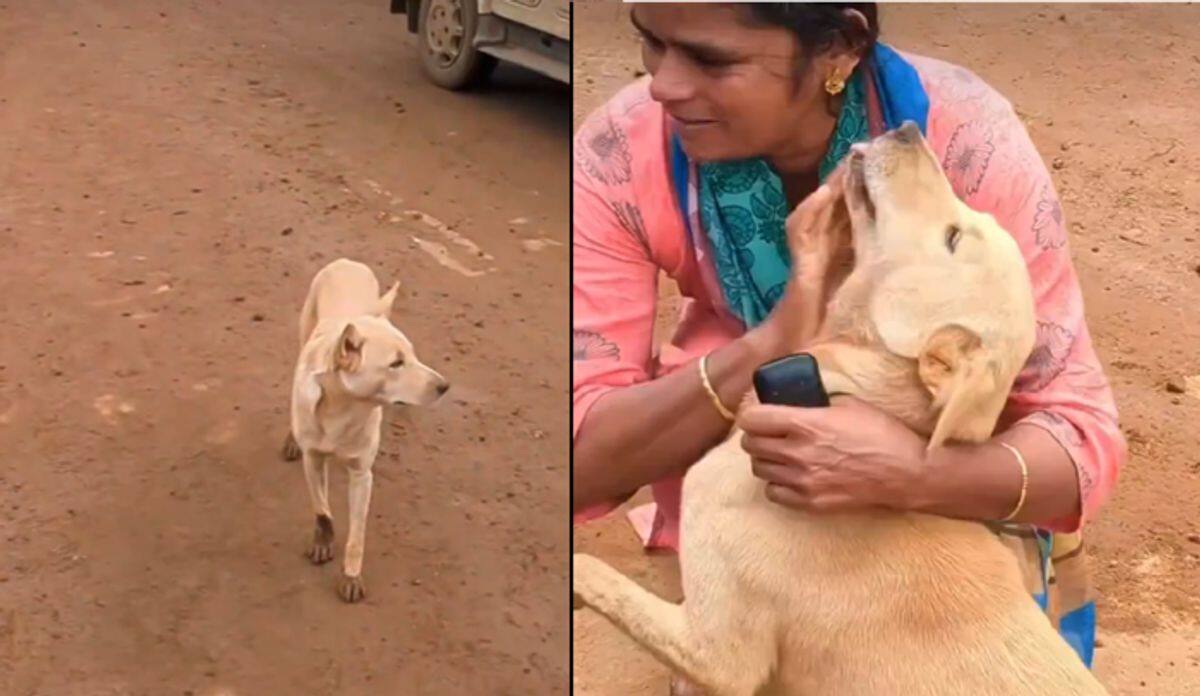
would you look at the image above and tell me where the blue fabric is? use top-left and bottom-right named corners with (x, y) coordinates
top-left (870, 43), bottom-right (931, 135)
top-left (1032, 530), bottom-right (1096, 669)
top-left (1059, 602), bottom-right (1097, 669)
top-left (1031, 530), bottom-right (1052, 610)
top-left (670, 135), bottom-right (689, 226)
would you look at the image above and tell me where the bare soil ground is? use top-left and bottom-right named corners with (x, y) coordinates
top-left (0, 1), bottom-right (568, 694)
top-left (573, 4), bottom-right (1200, 694)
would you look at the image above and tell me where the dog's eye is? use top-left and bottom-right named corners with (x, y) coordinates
top-left (390, 357), bottom-right (405, 368)
top-left (945, 224), bottom-right (963, 253)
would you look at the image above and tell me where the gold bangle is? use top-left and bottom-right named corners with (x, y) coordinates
top-left (698, 354), bottom-right (736, 423)
top-left (998, 442), bottom-right (1029, 522)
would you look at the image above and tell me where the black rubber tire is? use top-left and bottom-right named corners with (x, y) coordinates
top-left (416, 0), bottom-right (498, 91)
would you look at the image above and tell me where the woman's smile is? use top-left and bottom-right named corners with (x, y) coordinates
top-left (668, 114), bottom-right (723, 153)
top-left (668, 113), bottom-right (719, 128)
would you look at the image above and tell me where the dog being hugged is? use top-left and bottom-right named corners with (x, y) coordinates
top-left (282, 258), bottom-right (448, 603)
top-left (573, 123), bottom-right (1109, 695)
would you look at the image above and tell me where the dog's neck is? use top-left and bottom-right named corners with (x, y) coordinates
top-left (312, 371), bottom-right (379, 423)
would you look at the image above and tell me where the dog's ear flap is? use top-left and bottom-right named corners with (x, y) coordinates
top-left (334, 322), bottom-right (365, 372)
top-left (376, 281), bottom-right (400, 318)
top-left (919, 324), bottom-right (1007, 449)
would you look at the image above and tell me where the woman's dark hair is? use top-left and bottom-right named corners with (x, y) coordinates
top-left (743, 3), bottom-right (880, 58)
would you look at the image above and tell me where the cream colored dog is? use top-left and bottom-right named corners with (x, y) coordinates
top-left (284, 258), bottom-right (448, 603)
top-left (573, 123), bottom-right (1108, 694)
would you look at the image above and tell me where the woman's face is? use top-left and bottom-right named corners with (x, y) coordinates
top-left (633, 4), bottom-right (855, 169)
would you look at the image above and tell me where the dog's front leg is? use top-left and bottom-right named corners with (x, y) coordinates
top-left (281, 431), bottom-right (302, 462)
top-left (338, 460), bottom-right (373, 603)
top-left (301, 450), bottom-right (335, 564)
top-left (574, 554), bottom-right (771, 696)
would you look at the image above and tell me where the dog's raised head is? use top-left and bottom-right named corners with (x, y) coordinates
top-left (329, 292), bottom-right (449, 408)
top-left (842, 121), bottom-right (1037, 448)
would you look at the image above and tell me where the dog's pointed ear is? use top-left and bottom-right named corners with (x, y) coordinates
top-left (334, 322), bottom-right (365, 372)
top-left (376, 281), bottom-right (400, 318)
top-left (919, 324), bottom-right (1007, 449)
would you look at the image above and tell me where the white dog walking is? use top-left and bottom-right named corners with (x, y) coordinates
top-left (285, 258), bottom-right (448, 602)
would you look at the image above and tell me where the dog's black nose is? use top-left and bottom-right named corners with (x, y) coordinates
top-left (437, 381), bottom-right (450, 395)
top-left (892, 121), bottom-right (920, 144)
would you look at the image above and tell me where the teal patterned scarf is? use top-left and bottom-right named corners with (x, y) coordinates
top-left (696, 71), bottom-right (869, 328)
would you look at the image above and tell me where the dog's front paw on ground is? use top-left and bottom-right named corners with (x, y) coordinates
top-left (338, 574), bottom-right (366, 603)
top-left (307, 542), bottom-right (334, 565)
top-left (307, 514), bottom-right (334, 564)
top-left (281, 432), bottom-right (301, 461)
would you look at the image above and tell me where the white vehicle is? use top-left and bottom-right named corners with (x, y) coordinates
top-left (391, 0), bottom-right (570, 90)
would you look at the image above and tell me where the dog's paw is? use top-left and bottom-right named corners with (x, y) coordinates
top-left (281, 432), bottom-right (302, 462)
top-left (338, 574), bottom-right (366, 603)
top-left (307, 515), bottom-right (334, 564)
top-left (307, 542), bottom-right (334, 565)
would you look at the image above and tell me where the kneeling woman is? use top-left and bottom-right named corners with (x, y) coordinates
top-left (572, 1), bottom-right (1124, 673)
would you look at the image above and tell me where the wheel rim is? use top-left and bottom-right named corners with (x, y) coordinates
top-left (426, 0), bottom-right (466, 68)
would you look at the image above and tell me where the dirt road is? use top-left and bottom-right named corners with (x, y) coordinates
top-left (573, 4), bottom-right (1200, 694)
top-left (0, 1), bottom-right (567, 694)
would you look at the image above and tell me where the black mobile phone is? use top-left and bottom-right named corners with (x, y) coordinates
top-left (752, 353), bottom-right (831, 408)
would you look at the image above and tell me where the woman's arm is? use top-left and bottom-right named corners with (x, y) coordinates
top-left (574, 326), bottom-right (776, 512)
top-left (570, 142), bottom-right (742, 515)
top-left (573, 156), bottom-right (849, 515)
top-left (914, 423), bottom-right (1080, 523)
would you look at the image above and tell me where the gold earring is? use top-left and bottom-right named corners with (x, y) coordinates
top-left (824, 70), bottom-right (846, 96)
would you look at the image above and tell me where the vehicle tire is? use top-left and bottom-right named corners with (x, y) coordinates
top-left (416, 0), bottom-right (498, 91)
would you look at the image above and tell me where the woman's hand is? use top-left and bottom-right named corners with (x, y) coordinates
top-left (752, 165), bottom-right (855, 360)
top-left (788, 165), bottom-right (854, 295)
top-left (738, 396), bottom-right (930, 513)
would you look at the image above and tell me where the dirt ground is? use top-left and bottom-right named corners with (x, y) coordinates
top-left (573, 4), bottom-right (1200, 695)
top-left (0, 1), bottom-right (567, 694)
